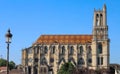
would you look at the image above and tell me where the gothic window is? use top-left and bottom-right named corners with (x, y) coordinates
top-left (96, 14), bottom-right (99, 17)
top-left (40, 68), bottom-right (43, 73)
top-left (28, 48), bottom-right (32, 54)
top-left (44, 68), bottom-right (46, 73)
top-left (41, 57), bottom-right (47, 65)
top-left (87, 46), bottom-right (92, 54)
top-left (101, 57), bottom-right (103, 65)
top-left (96, 19), bottom-right (99, 26)
top-left (40, 46), bottom-right (43, 54)
top-left (88, 58), bottom-right (92, 63)
top-left (28, 66), bottom-right (31, 74)
top-left (97, 57), bottom-right (100, 65)
top-left (98, 43), bottom-right (102, 54)
top-left (78, 58), bottom-right (84, 65)
top-left (100, 14), bottom-right (103, 26)
top-left (69, 46), bottom-right (74, 55)
top-left (88, 58), bottom-right (92, 66)
top-left (68, 57), bottom-right (73, 62)
top-left (34, 66), bottom-right (38, 74)
top-left (59, 58), bottom-right (66, 64)
top-left (61, 46), bottom-right (65, 55)
top-left (79, 46), bottom-right (83, 55)
top-left (44, 46), bottom-right (48, 54)
top-left (96, 14), bottom-right (99, 26)
top-left (52, 46), bottom-right (55, 54)
top-left (97, 57), bottom-right (103, 65)
top-left (35, 47), bottom-right (39, 54)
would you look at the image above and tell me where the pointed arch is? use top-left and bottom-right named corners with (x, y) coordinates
top-left (58, 58), bottom-right (66, 65)
top-left (68, 57), bottom-right (76, 66)
top-left (44, 46), bottom-right (48, 54)
top-left (98, 43), bottom-right (102, 54)
top-left (41, 57), bottom-right (47, 65)
top-left (61, 46), bottom-right (65, 55)
top-left (87, 46), bottom-right (92, 54)
top-left (69, 46), bottom-right (74, 55)
top-left (51, 46), bottom-right (55, 54)
top-left (79, 46), bottom-right (83, 55)
top-left (100, 14), bottom-right (103, 26)
top-left (78, 58), bottom-right (85, 65)
top-left (34, 65), bottom-right (38, 74)
top-left (88, 58), bottom-right (92, 66)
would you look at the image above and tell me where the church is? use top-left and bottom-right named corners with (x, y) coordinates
top-left (22, 4), bottom-right (110, 74)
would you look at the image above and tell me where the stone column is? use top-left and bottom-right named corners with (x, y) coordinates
top-left (31, 66), bottom-right (34, 74)
top-left (74, 45), bottom-right (77, 66)
top-left (65, 45), bottom-right (68, 62)
top-left (84, 44), bottom-right (87, 68)
top-left (38, 49), bottom-right (40, 74)
top-left (91, 41), bottom-right (97, 70)
top-left (26, 66), bottom-right (28, 74)
top-left (32, 46), bottom-right (35, 74)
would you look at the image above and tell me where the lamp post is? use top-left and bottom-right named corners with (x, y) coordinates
top-left (5, 29), bottom-right (12, 74)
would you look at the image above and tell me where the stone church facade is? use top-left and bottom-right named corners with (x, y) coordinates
top-left (22, 4), bottom-right (110, 74)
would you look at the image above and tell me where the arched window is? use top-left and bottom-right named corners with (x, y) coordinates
top-left (61, 46), bottom-right (65, 55)
top-left (40, 46), bottom-right (43, 53)
top-left (44, 46), bottom-right (48, 54)
top-left (51, 46), bottom-right (55, 54)
top-left (79, 46), bottom-right (83, 55)
top-left (97, 57), bottom-right (103, 65)
top-left (98, 43), bottom-right (102, 54)
top-left (34, 66), bottom-right (38, 74)
top-left (88, 58), bottom-right (92, 66)
top-left (68, 58), bottom-right (76, 65)
top-left (96, 14), bottom-right (99, 26)
top-left (100, 14), bottom-right (103, 26)
top-left (78, 58), bottom-right (84, 65)
top-left (87, 46), bottom-right (92, 54)
top-left (96, 14), bottom-right (99, 17)
top-left (101, 57), bottom-right (103, 65)
top-left (35, 47), bottom-right (39, 54)
top-left (28, 48), bottom-right (32, 54)
top-left (41, 57), bottom-right (47, 65)
top-left (69, 46), bottom-right (74, 55)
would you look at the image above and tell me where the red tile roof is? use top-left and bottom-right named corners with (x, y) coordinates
top-left (34, 35), bottom-right (93, 45)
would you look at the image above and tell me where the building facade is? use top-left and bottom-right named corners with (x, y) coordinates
top-left (22, 4), bottom-right (110, 74)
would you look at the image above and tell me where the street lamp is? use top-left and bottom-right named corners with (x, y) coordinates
top-left (5, 29), bottom-right (12, 74)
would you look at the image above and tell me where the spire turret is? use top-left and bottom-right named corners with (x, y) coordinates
top-left (103, 4), bottom-right (106, 12)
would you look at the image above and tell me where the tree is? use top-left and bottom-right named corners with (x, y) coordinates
top-left (58, 62), bottom-right (75, 74)
top-left (0, 58), bottom-right (7, 66)
top-left (9, 61), bottom-right (16, 70)
top-left (0, 58), bottom-right (16, 70)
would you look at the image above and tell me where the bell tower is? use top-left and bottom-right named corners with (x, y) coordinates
top-left (92, 4), bottom-right (110, 69)
top-left (93, 4), bottom-right (108, 40)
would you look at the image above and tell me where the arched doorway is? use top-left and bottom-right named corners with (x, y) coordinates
top-left (34, 65), bottom-right (38, 74)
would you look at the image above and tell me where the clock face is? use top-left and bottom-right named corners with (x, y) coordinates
top-left (50, 58), bottom-right (54, 63)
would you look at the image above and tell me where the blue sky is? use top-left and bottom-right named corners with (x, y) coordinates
top-left (0, 0), bottom-right (120, 65)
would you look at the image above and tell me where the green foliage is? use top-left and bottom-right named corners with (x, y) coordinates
top-left (58, 62), bottom-right (75, 74)
top-left (9, 61), bottom-right (16, 70)
top-left (0, 58), bottom-right (7, 66)
top-left (0, 58), bottom-right (16, 70)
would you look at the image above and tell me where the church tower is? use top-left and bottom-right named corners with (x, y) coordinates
top-left (92, 4), bottom-right (110, 69)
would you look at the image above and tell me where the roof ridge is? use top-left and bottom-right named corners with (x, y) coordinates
top-left (41, 34), bottom-right (92, 36)
top-left (33, 35), bottom-right (93, 45)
